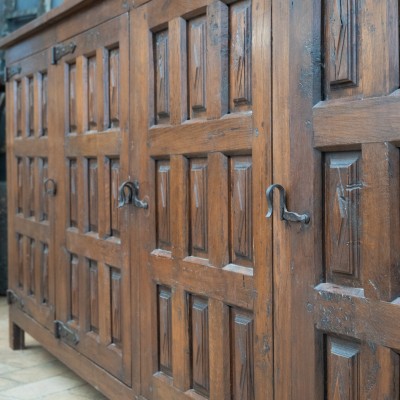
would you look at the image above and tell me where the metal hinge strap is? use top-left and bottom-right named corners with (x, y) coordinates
top-left (54, 320), bottom-right (79, 345)
top-left (51, 42), bottom-right (76, 65)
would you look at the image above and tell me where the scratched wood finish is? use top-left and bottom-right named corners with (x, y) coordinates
top-left (133, 0), bottom-right (272, 398)
top-left (324, 152), bottom-right (361, 286)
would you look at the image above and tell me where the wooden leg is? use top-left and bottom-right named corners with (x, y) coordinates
top-left (9, 321), bottom-right (25, 350)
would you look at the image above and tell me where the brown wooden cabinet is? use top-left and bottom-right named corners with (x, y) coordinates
top-left (2, 0), bottom-right (400, 399)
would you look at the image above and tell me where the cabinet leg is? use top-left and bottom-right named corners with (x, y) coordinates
top-left (9, 322), bottom-right (25, 350)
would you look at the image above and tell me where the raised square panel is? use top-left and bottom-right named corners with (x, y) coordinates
top-left (325, 152), bottom-right (361, 286)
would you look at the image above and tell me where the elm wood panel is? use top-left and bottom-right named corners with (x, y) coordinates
top-left (158, 287), bottom-right (173, 376)
top-left (170, 156), bottom-right (189, 259)
top-left (361, 143), bottom-right (400, 301)
top-left (313, 94), bottom-right (400, 149)
top-left (313, 283), bottom-right (400, 351)
top-left (69, 64), bottom-right (78, 134)
top-left (171, 286), bottom-right (191, 392)
top-left (231, 309), bottom-right (254, 400)
top-left (230, 156), bottom-right (253, 267)
top-left (39, 158), bottom-right (49, 221)
top-left (13, 139), bottom-right (49, 157)
top-left (208, 153), bottom-right (229, 268)
top-left (359, 343), bottom-right (399, 399)
top-left (110, 158), bottom-right (121, 238)
top-left (70, 254), bottom-right (80, 322)
top-left (28, 77), bottom-right (35, 137)
top-left (325, 0), bottom-right (357, 89)
top-left (16, 81), bottom-right (22, 137)
top-left (111, 268), bottom-right (122, 346)
top-left (109, 49), bottom-right (120, 129)
top-left (40, 73), bottom-right (48, 136)
top-left (69, 159), bottom-right (79, 228)
top-left (169, 18), bottom-right (187, 125)
top-left (149, 255), bottom-right (255, 310)
top-left (324, 152), bottom-right (361, 286)
top-left (327, 337), bottom-right (360, 400)
top-left (188, 16), bottom-right (207, 118)
top-left (65, 230), bottom-right (122, 267)
top-left (229, 0), bottom-right (252, 111)
top-left (206, 1), bottom-right (228, 119)
top-left (64, 131), bottom-right (121, 157)
top-left (14, 216), bottom-right (49, 243)
top-left (17, 158), bottom-right (23, 213)
top-left (208, 299), bottom-right (230, 400)
top-left (17, 235), bottom-right (24, 288)
top-left (9, 307), bottom-right (134, 400)
top-left (88, 158), bottom-right (99, 233)
top-left (190, 159), bottom-right (208, 257)
top-left (148, 113), bottom-right (252, 157)
top-left (190, 296), bottom-right (210, 396)
top-left (156, 161), bottom-right (172, 251)
top-left (155, 30), bottom-right (170, 124)
top-left (89, 260), bottom-right (99, 333)
top-left (88, 56), bottom-right (98, 131)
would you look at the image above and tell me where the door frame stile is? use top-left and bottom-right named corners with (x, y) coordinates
top-left (272, 0), bottom-right (324, 398)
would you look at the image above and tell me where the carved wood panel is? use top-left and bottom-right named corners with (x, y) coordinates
top-left (109, 158), bottom-right (120, 238)
top-left (16, 80), bottom-right (22, 137)
top-left (27, 158), bottom-right (35, 218)
top-left (69, 159), bottom-right (78, 228)
top-left (39, 158), bottom-right (48, 221)
top-left (17, 234), bottom-right (23, 288)
top-left (109, 49), bottom-right (120, 129)
top-left (325, 152), bottom-right (361, 286)
top-left (155, 30), bottom-right (170, 124)
top-left (28, 77), bottom-right (34, 136)
top-left (89, 260), bottom-right (99, 333)
top-left (111, 267), bottom-right (122, 346)
top-left (156, 161), bottom-right (171, 251)
top-left (88, 56), bottom-right (97, 131)
top-left (158, 286), bottom-right (173, 376)
top-left (17, 157), bottom-right (23, 214)
top-left (69, 63), bottom-right (77, 133)
top-left (88, 158), bottom-right (98, 233)
top-left (28, 238), bottom-right (35, 296)
top-left (40, 243), bottom-right (49, 304)
top-left (40, 72), bottom-right (48, 136)
top-left (70, 254), bottom-right (79, 322)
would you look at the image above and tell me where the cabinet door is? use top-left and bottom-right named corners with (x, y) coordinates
top-left (53, 14), bottom-right (132, 386)
top-left (7, 50), bottom-right (55, 332)
top-left (132, 1), bottom-right (273, 398)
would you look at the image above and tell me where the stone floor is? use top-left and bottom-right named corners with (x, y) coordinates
top-left (0, 296), bottom-right (108, 399)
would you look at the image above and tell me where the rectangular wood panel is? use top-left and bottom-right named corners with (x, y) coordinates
top-left (69, 159), bottom-right (78, 228)
top-left (229, 0), bottom-right (252, 112)
top-left (17, 235), bottom-right (23, 288)
top-left (17, 157), bottom-right (23, 214)
top-left (190, 295), bottom-right (210, 397)
top-left (325, 152), bottom-right (361, 286)
top-left (28, 238), bottom-right (35, 296)
top-left (231, 309), bottom-right (254, 400)
top-left (110, 158), bottom-right (120, 238)
top-left (158, 286), bottom-right (172, 376)
top-left (190, 159), bottom-right (208, 258)
top-left (230, 156), bottom-right (253, 267)
top-left (28, 158), bottom-right (35, 218)
top-left (88, 56), bottom-right (98, 131)
top-left (41, 243), bottom-right (49, 304)
top-left (69, 63), bottom-right (77, 133)
top-left (156, 161), bottom-right (171, 251)
top-left (89, 260), bottom-right (99, 333)
top-left (109, 49), bottom-right (120, 129)
top-left (40, 72), bottom-right (48, 136)
top-left (70, 254), bottom-right (79, 322)
top-left (154, 30), bottom-right (170, 124)
top-left (188, 16), bottom-right (207, 118)
top-left (88, 158), bottom-right (98, 233)
top-left (28, 77), bottom-right (34, 136)
top-left (16, 80), bottom-right (22, 137)
top-left (111, 268), bottom-right (122, 346)
top-left (39, 158), bottom-right (48, 221)
top-left (327, 337), bottom-right (360, 400)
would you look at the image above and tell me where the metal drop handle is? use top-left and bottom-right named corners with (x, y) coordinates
top-left (118, 180), bottom-right (148, 209)
top-left (266, 184), bottom-right (310, 224)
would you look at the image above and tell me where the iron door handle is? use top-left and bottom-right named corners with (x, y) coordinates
top-left (118, 180), bottom-right (148, 209)
top-left (44, 178), bottom-right (57, 196)
top-left (266, 184), bottom-right (310, 224)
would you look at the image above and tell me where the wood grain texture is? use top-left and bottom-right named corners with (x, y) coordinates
top-left (230, 156), bottom-right (253, 267)
top-left (189, 16), bottom-right (207, 118)
top-left (28, 77), bottom-right (35, 137)
top-left (27, 158), bottom-right (35, 218)
top-left (190, 296), bottom-right (210, 396)
top-left (110, 158), bottom-right (120, 238)
top-left (158, 286), bottom-right (173, 376)
top-left (324, 152), bottom-right (361, 285)
top-left (155, 31), bottom-right (170, 124)
top-left (39, 158), bottom-right (48, 221)
top-left (327, 337), bottom-right (360, 400)
top-left (16, 80), bottom-right (22, 137)
top-left (17, 157), bottom-right (23, 214)
top-left (326, 0), bottom-right (357, 88)
top-left (28, 238), bottom-right (35, 296)
top-left (88, 56), bottom-right (98, 131)
top-left (40, 72), bottom-right (48, 136)
top-left (111, 268), bottom-right (122, 346)
top-left (41, 243), bottom-right (49, 304)
top-left (190, 159), bottom-right (208, 258)
top-left (69, 159), bottom-right (78, 228)
top-left (231, 309), bottom-right (254, 400)
top-left (69, 64), bottom-right (77, 133)
top-left (70, 254), bottom-right (79, 322)
top-left (109, 49), bottom-right (120, 129)
top-left (230, 0), bottom-right (252, 111)
top-left (17, 235), bottom-right (24, 288)
top-left (88, 158), bottom-right (98, 233)
top-left (156, 161), bottom-right (172, 251)
top-left (89, 260), bottom-right (99, 333)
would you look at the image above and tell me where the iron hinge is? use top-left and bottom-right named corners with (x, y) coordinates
top-left (4, 65), bottom-right (21, 82)
top-left (51, 42), bottom-right (76, 65)
top-left (54, 320), bottom-right (79, 345)
top-left (6, 289), bottom-right (24, 309)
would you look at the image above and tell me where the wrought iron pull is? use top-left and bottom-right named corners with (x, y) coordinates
top-left (118, 180), bottom-right (148, 209)
top-left (266, 184), bottom-right (310, 224)
top-left (44, 178), bottom-right (57, 196)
